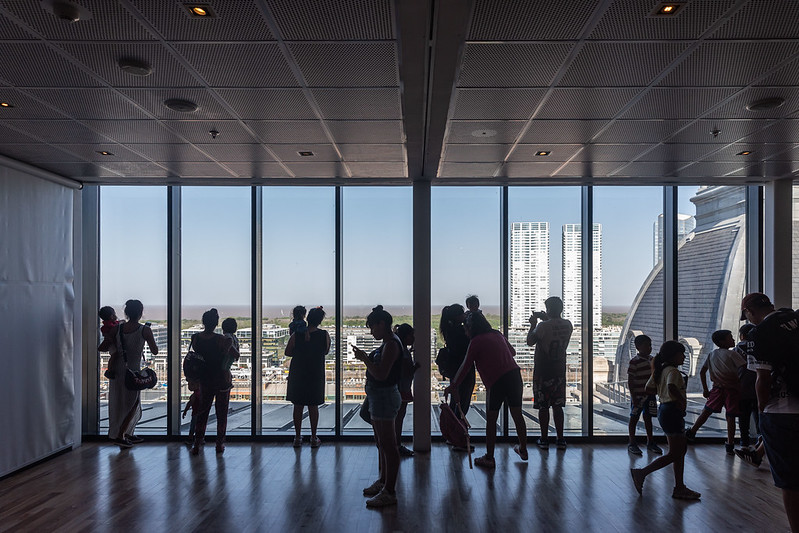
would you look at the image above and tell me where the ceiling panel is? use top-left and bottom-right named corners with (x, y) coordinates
top-left (81, 119), bottom-right (184, 144)
top-left (0, 0), bottom-right (153, 41)
top-left (95, 161), bottom-right (172, 177)
top-left (593, 120), bottom-right (690, 143)
top-left (0, 43), bottom-right (103, 87)
top-left (741, 120), bottom-right (799, 143)
top-left (704, 87), bottom-right (799, 119)
top-left (267, 0), bottom-right (394, 40)
top-left (559, 43), bottom-right (688, 87)
top-left (326, 121), bottom-right (404, 144)
top-left (58, 43), bottom-right (200, 88)
top-left (620, 88), bottom-right (739, 120)
top-left (668, 119), bottom-right (774, 144)
top-left (348, 162), bottom-right (405, 178)
top-left (536, 88), bottom-right (642, 119)
top-left (458, 44), bottom-right (572, 88)
top-left (509, 144), bottom-right (583, 162)
top-left (444, 144), bottom-right (512, 162)
top-left (289, 43), bottom-right (399, 87)
top-left (267, 144), bottom-right (340, 162)
top-left (124, 143), bottom-right (212, 162)
top-left (453, 89), bottom-right (547, 120)
top-left (338, 144), bottom-right (404, 162)
top-left (36, 161), bottom-right (122, 178)
top-left (555, 161), bottom-right (628, 177)
top-left (27, 89), bottom-right (150, 120)
top-left (674, 161), bottom-right (749, 178)
top-left (0, 144), bottom-right (86, 163)
top-left (637, 143), bottom-right (728, 162)
top-left (520, 120), bottom-right (608, 144)
top-left (438, 162), bottom-right (499, 178)
top-left (214, 89), bottom-right (316, 119)
top-left (611, 161), bottom-right (677, 178)
top-left (119, 88), bottom-right (231, 120)
top-left (447, 121), bottom-right (527, 144)
top-left (159, 161), bottom-right (236, 178)
top-left (502, 161), bottom-right (567, 178)
top-left (0, 123), bottom-right (42, 144)
top-left (659, 42), bottom-right (799, 87)
top-left (9, 120), bottom-right (110, 144)
top-left (193, 144), bottom-right (275, 163)
top-left (160, 120), bottom-right (259, 143)
top-left (245, 120), bottom-right (328, 144)
top-left (55, 144), bottom-right (149, 162)
top-left (311, 88), bottom-right (401, 119)
top-left (129, 0), bottom-right (275, 41)
top-left (0, 89), bottom-right (70, 119)
top-left (566, 144), bottom-right (655, 162)
top-left (175, 44), bottom-right (299, 87)
top-left (285, 161), bottom-right (348, 178)
top-left (468, 0), bottom-right (600, 40)
top-left (711, 1), bottom-right (799, 39)
top-left (755, 57), bottom-right (799, 87)
top-left (224, 161), bottom-right (292, 178)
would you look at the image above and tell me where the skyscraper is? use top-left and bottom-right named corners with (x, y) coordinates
top-left (653, 213), bottom-right (696, 265)
top-left (562, 223), bottom-right (602, 328)
top-left (510, 222), bottom-right (550, 328)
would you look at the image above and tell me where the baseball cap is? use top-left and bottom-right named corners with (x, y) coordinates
top-left (740, 292), bottom-right (772, 320)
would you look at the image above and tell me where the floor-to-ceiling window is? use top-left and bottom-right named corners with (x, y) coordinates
top-left (431, 186), bottom-right (501, 434)
top-left (592, 187), bottom-right (664, 435)
top-left (99, 186), bottom-right (168, 435)
top-left (181, 187), bottom-right (251, 435)
top-left (341, 187), bottom-right (412, 433)
top-left (507, 187), bottom-right (582, 435)
top-left (262, 187), bottom-right (336, 434)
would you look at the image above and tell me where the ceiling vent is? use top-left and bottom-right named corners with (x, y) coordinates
top-left (746, 97), bottom-right (785, 112)
top-left (164, 99), bottom-right (199, 113)
top-left (41, 0), bottom-right (92, 22)
top-left (118, 58), bottom-right (153, 77)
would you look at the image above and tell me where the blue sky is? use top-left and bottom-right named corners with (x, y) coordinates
top-left (100, 185), bottom-right (702, 312)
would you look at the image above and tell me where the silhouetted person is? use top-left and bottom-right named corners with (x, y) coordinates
top-left (394, 323), bottom-right (419, 457)
top-left (438, 304), bottom-right (475, 439)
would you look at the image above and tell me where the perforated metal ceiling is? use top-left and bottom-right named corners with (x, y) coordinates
top-left (0, 0), bottom-right (797, 184)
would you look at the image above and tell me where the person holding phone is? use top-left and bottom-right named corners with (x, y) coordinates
top-left (352, 305), bottom-right (403, 508)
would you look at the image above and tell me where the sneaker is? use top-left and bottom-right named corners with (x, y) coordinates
top-left (628, 444), bottom-right (643, 456)
top-left (112, 437), bottom-right (133, 449)
top-left (685, 429), bottom-right (696, 443)
top-left (630, 468), bottom-right (645, 495)
top-left (672, 486), bottom-right (701, 500)
top-left (513, 444), bottom-right (528, 461)
top-left (365, 489), bottom-right (397, 508)
top-left (474, 455), bottom-right (496, 469)
top-left (725, 443), bottom-right (735, 456)
top-left (125, 434), bottom-right (144, 444)
top-left (646, 442), bottom-right (663, 455)
top-left (363, 479), bottom-right (384, 497)
top-left (536, 437), bottom-right (549, 450)
top-left (292, 436), bottom-right (302, 448)
top-left (398, 445), bottom-right (415, 457)
top-left (735, 447), bottom-right (762, 468)
top-left (310, 436), bottom-right (322, 448)
top-left (556, 439), bottom-right (567, 450)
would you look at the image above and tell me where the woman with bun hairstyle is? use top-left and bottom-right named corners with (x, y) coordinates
top-left (352, 305), bottom-right (403, 508)
top-left (189, 308), bottom-right (238, 455)
top-left (101, 299), bottom-right (158, 448)
top-left (630, 340), bottom-right (700, 500)
top-left (439, 304), bottom-right (475, 425)
top-left (285, 306), bottom-right (331, 448)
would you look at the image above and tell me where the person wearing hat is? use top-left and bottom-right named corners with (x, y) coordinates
top-left (741, 292), bottom-right (799, 531)
top-left (526, 296), bottom-right (574, 450)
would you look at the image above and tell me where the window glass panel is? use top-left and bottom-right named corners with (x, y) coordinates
top-left (181, 187), bottom-right (251, 435)
top-left (593, 187), bottom-right (663, 435)
top-left (508, 187), bottom-right (582, 435)
top-left (677, 186), bottom-right (746, 438)
top-left (100, 186), bottom-right (167, 435)
top-left (341, 187), bottom-right (412, 433)
top-left (262, 187), bottom-right (336, 434)
top-left (431, 187), bottom-right (500, 434)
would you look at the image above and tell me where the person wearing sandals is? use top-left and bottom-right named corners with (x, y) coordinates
top-left (444, 311), bottom-right (528, 469)
top-left (101, 299), bottom-right (158, 448)
top-left (285, 306), bottom-right (330, 449)
top-left (630, 340), bottom-right (701, 500)
top-left (190, 308), bottom-right (238, 455)
top-left (352, 306), bottom-right (403, 508)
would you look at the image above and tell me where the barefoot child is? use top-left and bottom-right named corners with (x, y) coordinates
top-left (627, 334), bottom-right (663, 455)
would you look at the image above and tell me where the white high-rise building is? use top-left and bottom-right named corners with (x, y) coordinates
top-left (562, 223), bottom-right (602, 328)
top-left (510, 222), bottom-right (550, 328)
top-left (653, 213), bottom-right (696, 265)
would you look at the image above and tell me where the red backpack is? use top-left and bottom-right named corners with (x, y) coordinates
top-left (439, 402), bottom-right (472, 468)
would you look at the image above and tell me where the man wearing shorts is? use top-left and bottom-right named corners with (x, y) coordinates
top-left (527, 297), bottom-right (573, 450)
top-left (742, 292), bottom-right (799, 531)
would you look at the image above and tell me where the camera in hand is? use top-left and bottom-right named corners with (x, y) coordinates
top-left (531, 311), bottom-right (548, 320)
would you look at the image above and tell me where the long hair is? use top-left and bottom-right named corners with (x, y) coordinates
top-left (439, 304), bottom-right (465, 343)
top-left (464, 310), bottom-right (493, 337)
top-left (653, 340), bottom-right (685, 383)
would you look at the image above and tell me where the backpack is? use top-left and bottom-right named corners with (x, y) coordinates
top-left (435, 346), bottom-right (452, 378)
top-left (182, 334), bottom-right (207, 381)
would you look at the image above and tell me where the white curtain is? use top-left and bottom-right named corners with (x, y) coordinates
top-left (0, 166), bottom-right (76, 477)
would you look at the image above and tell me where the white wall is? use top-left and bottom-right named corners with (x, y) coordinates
top-left (0, 164), bottom-right (79, 477)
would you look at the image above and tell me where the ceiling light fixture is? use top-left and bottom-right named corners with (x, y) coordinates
top-left (650, 2), bottom-right (687, 16)
top-left (41, 0), bottom-right (92, 22)
top-left (118, 57), bottom-right (153, 77)
top-left (164, 98), bottom-right (199, 113)
top-left (746, 97), bottom-right (786, 112)
top-left (209, 129), bottom-right (220, 139)
top-left (96, 150), bottom-right (114, 156)
top-left (184, 4), bottom-right (216, 17)
top-left (710, 128), bottom-right (721, 138)
top-left (535, 151), bottom-right (551, 156)
top-left (737, 150), bottom-right (752, 156)
top-left (0, 102), bottom-right (14, 108)
top-left (298, 151), bottom-right (315, 157)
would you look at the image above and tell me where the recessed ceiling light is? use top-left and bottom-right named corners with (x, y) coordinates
top-left (536, 151), bottom-right (551, 156)
top-left (0, 102), bottom-right (13, 108)
top-left (96, 150), bottom-right (114, 156)
top-left (650, 2), bottom-right (687, 16)
top-left (184, 4), bottom-right (216, 17)
top-left (298, 151), bottom-right (315, 157)
top-left (737, 150), bottom-right (752, 156)
top-left (746, 97), bottom-right (786, 111)
top-left (164, 98), bottom-right (199, 113)
top-left (41, 0), bottom-right (92, 23)
top-left (118, 57), bottom-right (152, 77)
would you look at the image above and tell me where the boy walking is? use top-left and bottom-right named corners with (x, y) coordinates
top-left (627, 334), bottom-right (663, 455)
top-left (685, 329), bottom-right (746, 454)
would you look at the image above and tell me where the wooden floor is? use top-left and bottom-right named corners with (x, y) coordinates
top-left (0, 441), bottom-right (788, 532)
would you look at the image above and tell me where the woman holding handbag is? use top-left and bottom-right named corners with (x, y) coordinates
top-left (190, 308), bottom-right (238, 455)
top-left (100, 299), bottom-right (158, 448)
